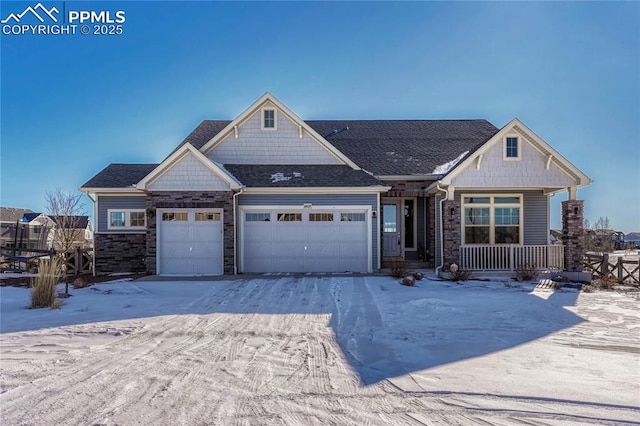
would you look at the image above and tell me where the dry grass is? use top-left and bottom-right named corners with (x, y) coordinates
top-left (515, 263), bottom-right (539, 281)
top-left (30, 257), bottom-right (62, 309)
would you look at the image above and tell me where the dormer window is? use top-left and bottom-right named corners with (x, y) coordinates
top-left (262, 108), bottom-right (276, 130)
top-left (504, 136), bottom-right (520, 160)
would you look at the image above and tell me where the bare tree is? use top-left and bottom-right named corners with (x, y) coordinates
top-left (583, 216), bottom-right (614, 254)
top-left (45, 188), bottom-right (86, 254)
top-left (45, 189), bottom-right (86, 292)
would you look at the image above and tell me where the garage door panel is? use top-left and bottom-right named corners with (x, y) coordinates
top-left (339, 242), bottom-right (368, 257)
top-left (162, 258), bottom-right (192, 275)
top-left (274, 257), bottom-right (305, 273)
top-left (244, 225), bottom-right (273, 242)
top-left (306, 225), bottom-right (337, 241)
top-left (306, 257), bottom-right (340, 273)
top-left (159, 209), bottom-right (223, 275)
top-left (339, 258), bottom-right (368, 272)
top-left (305, 242), bottom-right (339, 257)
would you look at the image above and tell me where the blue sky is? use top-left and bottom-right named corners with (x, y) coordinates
top-left (1, 1), bottom-right (639, 232)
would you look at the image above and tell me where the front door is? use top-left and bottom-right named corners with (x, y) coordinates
top-left (382, 203), bottom-right (401, 257)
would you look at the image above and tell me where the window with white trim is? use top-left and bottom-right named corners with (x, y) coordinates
top-left (504, 136), bottom-right (520, 160)
top-left (462, 196), bottom-right (522, 244)
top-left (108, 209), bottom-right (146, 229)
top-left (262, 108), bottom-right (276, 130)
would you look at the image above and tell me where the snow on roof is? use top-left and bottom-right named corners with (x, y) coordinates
top-left (432, 151), bottom-right (469, 175)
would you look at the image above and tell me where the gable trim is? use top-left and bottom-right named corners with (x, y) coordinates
top-left (136, 144), bottom-right (242, 190)
top-left (439, 118), bottom-right (592, 187)
top-left (198, 93), bottom-right (361, 170)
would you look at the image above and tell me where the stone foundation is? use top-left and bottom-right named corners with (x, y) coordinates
top-left (94, 233), bottom-right (146, 274)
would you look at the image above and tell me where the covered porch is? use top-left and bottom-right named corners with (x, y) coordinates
top-left (459, 244), bottom-right (564, 272)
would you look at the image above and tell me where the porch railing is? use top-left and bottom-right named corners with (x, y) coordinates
top-left (460, 245), bottom-right (564, 271)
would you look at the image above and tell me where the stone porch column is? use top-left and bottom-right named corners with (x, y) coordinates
top-left (442, 199), bottom-right (461, 268)
top-left (562, 200), bottom-right (584, 272)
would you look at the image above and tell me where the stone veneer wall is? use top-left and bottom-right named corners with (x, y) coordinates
top-left (562, 200), bottom-right (584, 272)
top-left (442, 199), bottom-right (461, 268)
top-left (145, 191), bottom-right (235, 275)
top-left (427, 195), bottom-right (436, 268)
top-left (94, 233), bottom-right (146, 274)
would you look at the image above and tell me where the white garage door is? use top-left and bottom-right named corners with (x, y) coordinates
top-left (242, 209), bottom-right (369, 273)
top-left (158, 209), bottom-right (223, 275)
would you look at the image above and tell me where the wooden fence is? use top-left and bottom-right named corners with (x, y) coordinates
top-left (584, 253), bottom-right (639, 285)
top-left (1, 247), bottom-right (93, 276)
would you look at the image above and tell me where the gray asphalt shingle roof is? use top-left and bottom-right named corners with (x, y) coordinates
top-left (180, 119), bottom-right (499, 176)
top-left (81, 164), bottom-right (158, 188)
top-left (0, 207), bottom-right (34, 223)
top-left (224, 165), bottom-right (383, 188)
top-left (82, 118), bottom-right (500, 188)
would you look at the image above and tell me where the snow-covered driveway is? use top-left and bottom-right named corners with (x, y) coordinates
top-left (1, 276), bottom-right (639, 425)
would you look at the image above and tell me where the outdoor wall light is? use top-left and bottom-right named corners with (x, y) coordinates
top-left (372, 211), bottom-right (377, 218)
top-left (574, 206), bottom-right (580, 215)
top-left (450, 207), bottom-right (456, 216)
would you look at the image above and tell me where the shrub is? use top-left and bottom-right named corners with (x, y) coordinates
top-left (448, 266), bottom-right (472, 282)
top-left (401, 276), bottom-right (415, 286)
top-left (389, 259), bottom-right (409, 278)
top-left (515, 263), bottom-right (538, 281)
top-left (595, 275), bottom-right (618, 290)
top-left (30, 258), bottom-right (62, 309)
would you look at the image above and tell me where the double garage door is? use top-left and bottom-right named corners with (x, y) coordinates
top-left (241, 209), bottom-right (370, 273)
top-left (158, 209), bottom-right (223, 275)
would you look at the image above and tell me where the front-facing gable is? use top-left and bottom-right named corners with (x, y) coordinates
top-left (441, 118), bottom-right (592, 191)
top-left (137, 144), bottom-right (241, 191)
top-left (199, 93), bottom-right (359, 168)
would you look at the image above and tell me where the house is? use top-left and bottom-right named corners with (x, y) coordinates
top-left (0, 207), bottom-right (54, 250)
top-left (49, 215), bottom-right (94, 251)
top-left (625, 232), bottom-right (640, 249)
top-left (80, 93), bottom-right (592, 276)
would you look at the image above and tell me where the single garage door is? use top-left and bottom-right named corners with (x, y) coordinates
top-left (242, 209), bottom-right (369, 273)
top-left (158, 209), bottom-right (223, 275)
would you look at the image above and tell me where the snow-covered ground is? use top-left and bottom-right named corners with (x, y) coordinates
top-left (1, 275), bottom-right (639, 425)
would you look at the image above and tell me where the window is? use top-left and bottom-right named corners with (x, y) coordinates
top-left (504, 136), bottom-right (520, 160)
top-left (462, 195), bottom-right (521, 244)
top-left (195, 212), bottom-right (220, 221)
top-left (130, 212), bottom-right (146, 227)
top-left (108, 210), bottom-right (146, 229)
top-left (162, 212), bottom-right (188, 221)
top-left (246, 213), bottom-right (271, 222)
top-left (110, 211), bottom-right (126, 227)
top-left (262, 108), bottom-right (276, 130)
top-left (341, 213), bottom-right (365, 222)
top-left (277, 213), bottom-right (302, 222)
top-left (309, 213), bottom-right (334, 222)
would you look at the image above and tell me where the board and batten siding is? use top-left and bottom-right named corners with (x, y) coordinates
top-left (207, 102), bottom-right (342, 165)
top-left (238, 193), bottom-right (379, 269)
top-left (96, 195), bottom-right (146, 233)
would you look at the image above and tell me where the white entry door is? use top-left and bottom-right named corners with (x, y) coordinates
top-left (158, 209), bottom-right (223, 275)
top-left (382, 203), bottom-right (401, 257)
top-left (241, 209), bottom-right (370, 273)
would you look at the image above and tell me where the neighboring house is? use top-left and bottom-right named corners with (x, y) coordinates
top-left (0, 207), bottom-right (54, 250)
top-left (49, 215), bottom-right (94, 251)
top-left (625, 232), bottom-right (640, 249)
top-left (80, 93), bottom-right (592, 276)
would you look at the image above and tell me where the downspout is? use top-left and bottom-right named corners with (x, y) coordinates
top-left (435, 183), bottom-right (448, 277)
top-left (84, 191), bottom-right (97, 277)
top-left (232, 186), bottom-right (246, 275)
